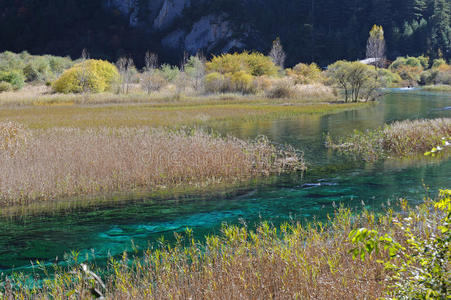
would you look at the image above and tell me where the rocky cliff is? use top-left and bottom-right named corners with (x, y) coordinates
top-left (105, 0), bottom-right (246, 55)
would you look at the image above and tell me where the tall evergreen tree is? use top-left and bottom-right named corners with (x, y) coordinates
top-left (431, 0), bottom-right (451, 58)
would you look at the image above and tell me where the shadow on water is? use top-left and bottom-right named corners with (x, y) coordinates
top-left (0, 90), bottom-right (450, 275)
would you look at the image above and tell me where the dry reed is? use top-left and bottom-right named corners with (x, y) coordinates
top-left (0, 123), bottom-right (304, 206)
top-left (327, 118), bottom-right (451, 161)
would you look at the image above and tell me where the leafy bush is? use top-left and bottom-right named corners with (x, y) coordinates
top-left (432, 58), bottom-right (448, 69)
top-left (0, 81), bottom-right (12, 93)
top-left (266, 78), bottom-right (296, 98)
top-left (326, 61), bottom-right (382, 102)
top-left (230, 71), bottom-right (255, 94)
top-left (205, 72), bottom-right (227, 94)
top-left (160, 64), bottom-right (180, 82)
top-left (206, 52), bottom-right (279, 77)
top-left (0, 51), bottom-right (74, 84)
top-left (286, 63), bottom-right (324, 84)
top-left (0, 71), bottom-right (25, 90)
top-left (349, 189), bottom-right (450, 299)
top-left (394, 65), bottom-right (423, 84)
top-left (389, 56), bottom-right (431, 84)
top-left (377, 68), bottom-right (402, 87)
top-left (52, 60), bottom-right (120, 94)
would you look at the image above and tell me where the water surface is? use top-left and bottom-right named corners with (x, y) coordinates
top-left (1, 90), bottom-right (450, 273)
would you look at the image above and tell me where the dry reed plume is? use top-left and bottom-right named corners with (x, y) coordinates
top-left (0, 123), bottom-right (304, 206)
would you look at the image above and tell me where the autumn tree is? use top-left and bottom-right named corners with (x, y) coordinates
top-left (117, 57), bottom-right (136, 94)
top-left (141, 51), bottom-right (159, 94)
top-left (366, 25), bottom-right (386, 68)
top-left (327, 61), bottom-right (383, 102)
top-left (269, 37), bottom-right (286, 68)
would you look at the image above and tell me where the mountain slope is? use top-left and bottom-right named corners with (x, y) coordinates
top-left (0, 0), bottom-right (449, 66)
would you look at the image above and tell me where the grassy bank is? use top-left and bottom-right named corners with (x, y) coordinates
top-left (2, 190), bottom-right (449, 299)
top-left (326, 118), bottom-right (451, 162)
top-left (0, 85), bottom-right (339, 107)
top-left (0, 100), bottom-right (363, 130)
top-left (421, 84), bottom-right (451, 92)
top-left (0, 123), bottom-right (304, 207)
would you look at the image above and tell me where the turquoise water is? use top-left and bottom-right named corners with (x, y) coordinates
top-left (0, 90), bottom-right (450, 274)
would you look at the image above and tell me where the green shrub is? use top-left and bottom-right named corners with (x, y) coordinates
top-left (48, 56), bottom-right (74, 75)
top-left (349, 189), bottom-right (450, 299)
top-left (420, 69), bottom-right (438, 85)
top-left (0, 71), bottom-right (25, 90)
top-left (326, 60), bottom-right (382, 102)
top-left (389, 56), bottom-right (431, 84)
top-left (432, 58), bottom-right (448, 69)
top-left (160, 64), bottom-right (180, 82)
top-left (377, 68), bottom-right (402, 87)
top-left (0, 51), bottom-right (74, 84)
top-left (0, 81), bottom-right (12, 92)
top-left (52, 59), bottom-right (119, 93)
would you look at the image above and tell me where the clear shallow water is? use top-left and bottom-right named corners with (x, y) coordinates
top-left (0, 90), bottom-right (450, 274)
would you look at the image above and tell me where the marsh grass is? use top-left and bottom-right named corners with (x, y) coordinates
top-left (2, 193), bottom-right (446, 299)
top-left (0, 124), bottom-right (304, 207)
top-left (0, 84), bottom-right (338, 108)
top-left (327, 118), bottom-right (451, 161)
top-left (0, 101), bottom-right (363, 130)
top-left (421, 84), bottom-right (451, 92)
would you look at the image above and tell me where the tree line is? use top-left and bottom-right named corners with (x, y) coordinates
top-left (0, 0), bottom-right (449, 66)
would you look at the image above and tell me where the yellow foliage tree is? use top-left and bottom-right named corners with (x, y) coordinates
top-left (206, 52), bottom-right (278, 77)
top-left (286, 63), bottom-right (324, 84)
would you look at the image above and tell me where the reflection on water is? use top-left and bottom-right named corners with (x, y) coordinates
top-left (0, 91), bottom-right (450, 274)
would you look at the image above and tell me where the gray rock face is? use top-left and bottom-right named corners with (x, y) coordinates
top-left (105, 0), bottom-right (246, 55)
top-left (153, 0), bottom-right (191, 30)
top-left (184, 15), bottom-right (242, 53)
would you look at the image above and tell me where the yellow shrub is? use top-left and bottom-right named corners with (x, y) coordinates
top-left (206, 52), bottom-right (278, 77)
top-left (52, 59), bottom-right (119, 93)
top-left (287, 63), bottom-right (324, 84)
top-left (230, 71), bottom-right (255, 93)
top-left (205, 72), bottom-right (227, 93)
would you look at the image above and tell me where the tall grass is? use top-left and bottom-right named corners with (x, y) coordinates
top-left (421, 84), bottom-right (451, 92)
top-left (327, 118), bottom-right (451, 161)
top-left (0, 123), bottom-right (304, 207)
top-left (2, 191), bottom-right (448, 299)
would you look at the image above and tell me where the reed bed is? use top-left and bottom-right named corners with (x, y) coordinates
top-left (327, 118), bottom-right (451, 161)
top-left (0, 84), bottom-right (337, 108)
top-left (3, 191), bottom-right (449, 299)
top-left (0, 101), bottom-right (363, 130)
top-left (0, 122), bottom-right (304, 207)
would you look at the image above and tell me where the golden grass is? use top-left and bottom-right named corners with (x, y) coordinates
top-left (0, 123), bottom-right (304, 207)
top-left (0, 102), bottom-right (363, 129)
top-left (4, 194), bottom-right (446, 299)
